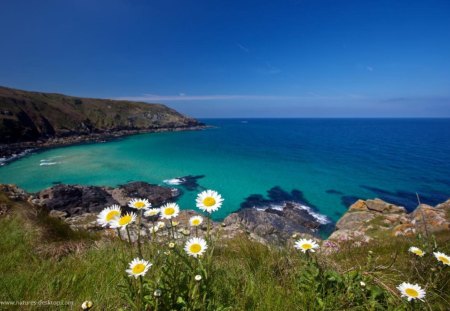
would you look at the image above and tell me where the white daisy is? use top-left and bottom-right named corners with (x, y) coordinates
top-left (184, 237), bottom-right (208, 258)
top-left (294, 238), bottom-right (319, 253)
top-left (126, 258), bottom-right (152, 279)
top-left (144, 208), bottom-right (160, 217)
top-left (157, 221), bottom-right (166, 228)
top-left (160, 203), bottom-right (180, 219)
top-left (97, 205), bottom-right (121, 227)
top-left (397, 282), bottom-right (426, 301)
top-left (195, 275), bottom-right (202, 281)
top-left (196, 190), bottom-right (224, 213)
top-left (409, 246), bottom-right (425, 257)
top-left (128, 198), bottom-right (151, 210)
top-left (109, 212), bottom-right (137, 230)
top-left (189, 215), bottom-right (203, 227)
top-left (433, 251), bottom-right (450, 266)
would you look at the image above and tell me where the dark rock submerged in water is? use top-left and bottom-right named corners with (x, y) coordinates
top-left (223, 202), bottom-right (328, 245)
top-left (34, 182), bottom-right (178, 216)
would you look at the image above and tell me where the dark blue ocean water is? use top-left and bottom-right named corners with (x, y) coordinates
top-left (0, 118), bottom-right (449, 222)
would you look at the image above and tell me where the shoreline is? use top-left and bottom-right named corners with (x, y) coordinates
top-left (0, 125), bottom-right (210, 166)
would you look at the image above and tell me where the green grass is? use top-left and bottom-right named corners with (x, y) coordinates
top-left (0, 197), bottom-right (449, 310)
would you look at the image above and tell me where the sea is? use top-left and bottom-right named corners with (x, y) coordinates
top-left (1, 118), bottom-right (449, 224)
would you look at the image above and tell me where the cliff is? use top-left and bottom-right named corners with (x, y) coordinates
top-left (0, 86), bottom-right (202, 144)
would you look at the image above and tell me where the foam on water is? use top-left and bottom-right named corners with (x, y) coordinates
top-left (292, 203), bottom-right (331, 225)
top-left (39, 162), bottom-right (60, 166)
top-left (163, 178), bottom-right (185, 185)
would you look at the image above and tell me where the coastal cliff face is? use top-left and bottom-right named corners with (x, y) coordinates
top-left (0, 86), bottom-right (201, 144)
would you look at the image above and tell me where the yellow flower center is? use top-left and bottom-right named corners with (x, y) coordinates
top-left (302, 243), bottom-right (313, 250)
top-left (192, 219), bottom-right (201, 226)
top-left (203, 197), bottom-right (216, 207)
top-left (119, 215), bottom-right (132, 226)
top-left (412, 250), bottom-right (423, 256)
top-left (405, 288), bottom-right (419, 298)
top-left (134, 201), bottom-right (146, 209)
top-left (189, 243), bottom-right (202, 254)
top-left (438, 256), bottom-right (450, 264)
top-left (132, 263), bottom-right (146, 274)
top-left (106, 210), bottom-right (120, 221)
top-left (164, 207), bottom-right (175, 216)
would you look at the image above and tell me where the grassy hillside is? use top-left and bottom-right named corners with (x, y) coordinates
top-left (0, 189), bottom-right (449, 310)
top-left (0, 86), bottom-right (201, 143)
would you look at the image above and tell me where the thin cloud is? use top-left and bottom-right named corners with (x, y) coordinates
top-left (116, 93), bottom-right (365, 102)
top-left (236, 42), bottom-right (250, 53)
top-left (263, 62), bottom-right (281, 75)
top-left (118, 94), bottom-right (297, 101)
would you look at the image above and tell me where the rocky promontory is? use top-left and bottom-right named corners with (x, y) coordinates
top-left (0, 86), bottom-right (206, 161)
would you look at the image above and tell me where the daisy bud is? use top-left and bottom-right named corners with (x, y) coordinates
top-left (81, 301), bottom-right (93, 310)
top-left (154, 289), bottom-right (162, 297)
top-left (195, 275), bottom-right (202, 282)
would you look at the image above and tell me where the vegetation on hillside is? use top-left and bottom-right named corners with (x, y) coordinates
top-left (0, 86), bottom-right (200, 143)
top-left (0, 189), bottom-right (449, 310)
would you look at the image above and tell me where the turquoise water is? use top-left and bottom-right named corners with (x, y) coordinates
top-left (1, 119), bottom-right (449, 222)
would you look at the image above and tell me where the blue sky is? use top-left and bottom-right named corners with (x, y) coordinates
top-left (1, 0), bottom-right (450, 117)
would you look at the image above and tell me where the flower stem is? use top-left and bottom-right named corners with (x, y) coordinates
top-left (152, 219), bottom-right (156, 241)
top-left (170, 219), bottom-right (175, 239)
top-left (126, 226), bottom-right (132, 244)
top-left (137, 210), bottom-right (143, 257)
top-left (116, 228), bottom-right (123, 241)
top-left (139, 275), bottom-right (144, 310)
top-left (207, 216), bottom-right (211, 240)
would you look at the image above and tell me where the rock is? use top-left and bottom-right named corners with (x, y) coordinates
top-left (0, 184), bottom-right (29, 201)
top-left (327, 197), bottom-right (450, 244)
top-left (335, 211), bottom-right (375, 230)
top-left (35, 182), bottom-right (177, 217)
top-left (327, 229), bottom-right (372, 243)
top-left (349, 198), bottom-right (406, 214)
top-left (2, 182), bottom-right (449, 248)
top-left (36, 184), bottom-right (117, 216)
top-left (110, 182), bottom-right (178, 207)
top-left (49, 210), bottom-right (68, 219)
top-left (223, 202), bottom-right (325, 245)
top-left (65, 213), bottom-right (100, 231)
top-left (411, 204), bottom-right (450, 233)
